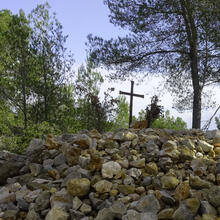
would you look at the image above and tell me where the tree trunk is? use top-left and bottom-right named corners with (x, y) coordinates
top-left (180, 0), bottom-right (202, 129)
top-left (190, 45), bottom-right (201, 129)
top-left (21, 54), bottom-right (27, 129)
top-left (192, 85), bottom-right (202, 129)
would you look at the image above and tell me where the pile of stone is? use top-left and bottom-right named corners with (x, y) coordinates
top-left (0, 128), bottom-right (220, 220)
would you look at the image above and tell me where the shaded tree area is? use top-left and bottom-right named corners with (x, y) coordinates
top-left (87, 0), bottom-right (220, 129)
top-left (0, 4), bottom-right (124, 153)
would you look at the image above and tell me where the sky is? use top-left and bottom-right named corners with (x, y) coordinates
top-left (1, 0), bottom-right (220, 129)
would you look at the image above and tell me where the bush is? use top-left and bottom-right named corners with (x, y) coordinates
top-left (0, 121), bottom-right (61, 154)
top-left (151, 110), bottom-right (187, 130)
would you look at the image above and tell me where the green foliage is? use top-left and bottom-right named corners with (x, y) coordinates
top-left (151, 110), bottom-right (187, 130)
top-left (112, 96), bottom-right (129, 129)
top-left (28, 2), bottom-right (74, 123)
top-left (88, 0), bottom-right (220, 128)
top-left (215, 116), bottom-right (220, 130)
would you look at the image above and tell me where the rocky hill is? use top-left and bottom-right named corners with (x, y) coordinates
top-left (0, 128), bottom-right (220, 220)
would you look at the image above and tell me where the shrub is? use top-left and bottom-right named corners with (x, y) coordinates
top-left (151, 110), bottom-right (187, 130)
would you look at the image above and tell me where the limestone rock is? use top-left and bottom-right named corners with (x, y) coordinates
top-left (1, 128), bottom-right (220, 219)
top-left (158, 208), bottom-right (174, 219)
top-left (50, 188), bottom-right (73, 209)
top-left (67, 178), bottom-right (90, 197)
top-left (185, 197), bottom-right (200, 215)
top-left (113, 131), bottom-right (138, 142)
top-left (145, 162), bottom-right (158, 175)
top-left (72, 134), bottom-right (92, 149)
top-left (34, 191), bottom-right (50, 212)
top-left (118, 185), bottom-right (135, 195)
top-left (189, 175), bottom-right (212, 189)
top-left (94, 180), bottom-right (113, 193)
top-left (102, 161), bottom-right (121, 178)
top-left (132, 194), bottom-right (160, 214)
top-left (122, 209), bottom-right (141, 220)
top-left (130, 158), bottom-right (145, 168)
top-left (172, 204), bottom-right (193, 220)
top-left (191, 158), bottom-right (208, 176)
top-left (198, 140), bottom-right (214, 153)
top-left (29, 163), bottom-right (42, 177)
top-left (213, 130), bottom-right (220, 147)
top-left (95, 201), bottom-right (126, 220)
top-left (200, 201), bottom-right (217, 216)
top-left (161, 175), bottom-right (179, 190)
top-left (72, 196), bottom-right (82, 210)
top-left (207, 186), bottom-right (220, 208)
top-left (25, 209), bottom-right (41, 220)
top-left (174, 182), bottom-right (190, 201)
top-left (0, 151), bottom-right (26, 185)
top-left (45, 206), bottom-right (69, 220)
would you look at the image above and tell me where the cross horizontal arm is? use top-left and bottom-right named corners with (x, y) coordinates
top-left (119, 91), bottom-right (144, 98)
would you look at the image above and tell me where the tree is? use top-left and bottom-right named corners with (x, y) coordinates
top-left (87, 0), bottom-right (220, 129)
top-left (215, 116), bottom-right (220, 130)
top-left (0, 9), bottom-right (32, 129)
top-left (75, 59), bottom-right (118, 132)
top-left (113, 96), bottom-right (129, 128)
top-left (28, 2), bottom-right (74, 123)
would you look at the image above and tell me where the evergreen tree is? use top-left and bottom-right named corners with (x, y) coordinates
top-left (87, 0), bottom-right (220, 129)
top-left (28, 2), bottom-right (74, 123)
top-left (0, 9), bottom-right (32, 129)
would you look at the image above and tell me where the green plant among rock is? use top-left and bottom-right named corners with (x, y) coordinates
top-left (215, 116), bottom-right (220, 130)
top-left (152, 110), bottom-right (187, 130)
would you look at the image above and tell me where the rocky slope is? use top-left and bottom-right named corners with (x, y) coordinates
top-left (0, 128), bottom-right (220, 220)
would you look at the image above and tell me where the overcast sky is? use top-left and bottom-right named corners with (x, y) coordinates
top-left (1, 0), bottom-right (220, 129)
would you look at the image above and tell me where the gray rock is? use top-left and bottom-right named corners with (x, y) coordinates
top-left (50, 188), bottom-right (73, 210)
top-left (190, 158), bottom-right (208, 176)
top-left (26, 209), bottom-right (42, 220)
top-left (34, 191), bottom-right (50, 212)
top-left (89, 192), bottom-right (103, 208)
top-left (95, 201), bottom-right (126, 220)
top-left (54, 153), bottom-right (66, 167)
top-left (61, 133), bottom-right (76, 143)
top-left (158, 157), bottom-right (173, 172)
top-left (207, 186), bottom-right (220, 208)
top-left (142, 176), bottom-right (152, 187)
top-left (69, 209), bottom-right (85, 219)
top-left (72, 196), bottom-right (82, 210)
top-left (24, 189), bottom-right (42, 203)
top-left (127, 168), bottom-right (142, 179)
top-left (29, 163), bottom-right (42, 177)
top-left (132, 194), bottom-right (160, 214)
top-left (94, 180), bottom-right (113, 193)
top-left (200, 201), bottom-right (217, 216)
top-left (140, 212), bottom-right (157, 220)
top-left (3, 209), bottom-right (18, 220)
top-left (25, 139), bottom-right (46, 163)
top-left (172, 204), bottom-right (193, 220)
top-left (159, 190), bottom-right (175, 205)
top-left (102, 161), bottom-right (121, 178)
top-left (0, 151), bottom-right (26, 185)
top-left (189, 175), bottom-right (212, 189)
top-left (122, 209), bottom-right (141, 220)
top-left (45, 206), bottom-right (69, 220)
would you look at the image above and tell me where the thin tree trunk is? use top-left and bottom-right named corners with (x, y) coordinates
top-left (180, 0), bottom-right (202, 129)
top-left (21, 54), bottom-right (27, 129)
top-left (192, 83), bottom-right (202, 129)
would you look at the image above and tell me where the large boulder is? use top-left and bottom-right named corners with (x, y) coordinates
top-left (0, 151), bottom-right (26, 185)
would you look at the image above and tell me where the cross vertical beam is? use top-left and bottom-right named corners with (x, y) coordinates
top-left (119, 81), bottom-right (144, 127)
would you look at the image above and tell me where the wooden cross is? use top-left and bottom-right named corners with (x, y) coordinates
top-left (119, 81), bottom-right (144, 127)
